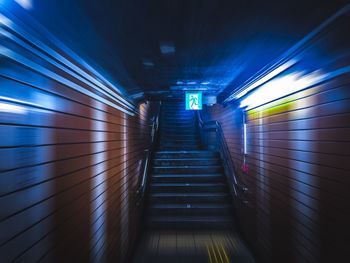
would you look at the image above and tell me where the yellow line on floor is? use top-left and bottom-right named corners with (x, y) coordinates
top-left (206, 244), bottom-right (213, 263)
top-left (219, 242), bottom-right (230, 263)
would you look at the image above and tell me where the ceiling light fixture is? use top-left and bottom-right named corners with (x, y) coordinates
top-left (239, 70), bottom-right (323, 110)
top-left (142, 58), bottom-right (154, 68)
top-left (160, 41), bottom-right (175, 55)
top-left (232, 59), bottom-right (298, 101)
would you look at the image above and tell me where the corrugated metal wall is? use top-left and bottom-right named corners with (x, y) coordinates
top-left (0, 13), bottom-right (157, 262)
top-left (202, 75), bottom-right (350, 263)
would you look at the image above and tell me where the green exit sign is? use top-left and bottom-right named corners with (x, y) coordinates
top-left (185, 92), bottom-right (202, 110)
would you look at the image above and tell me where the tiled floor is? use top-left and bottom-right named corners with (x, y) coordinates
top-left (132, 230), bottom-right (256, 263)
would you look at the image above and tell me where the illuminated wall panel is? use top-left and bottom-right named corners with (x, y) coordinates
top-left (202, 75), bottom-right (350, 263)
top-left (0, 12), bottom-right (157, 263)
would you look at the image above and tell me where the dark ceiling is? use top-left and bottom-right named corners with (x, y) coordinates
top-left (34, 0), bottom-right (349, 101)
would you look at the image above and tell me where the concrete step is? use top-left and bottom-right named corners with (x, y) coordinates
top-left (159, 143), bottom-right (200, 149)
top-left (161, 115), bottom-right (192, 119)
top-left (150, 182), bottom-right (227, 193)
top-left (161, 124), bottom-right (196, 129)
top-left (159, 139), bottom-right (199, 143)
top-left (155, 151), bottom-right (219, 159)
top-left (159, 130), bottom-right (197, 135)
top-left (161, 119), bottom-right (194, 124)
top-left (159, 134), bottom-right (197, 138)
top-left (160, 131), bottom-right (197, 136)
top-left (152, 165), bottom-right (223, 174)
top-left (147, 216), bottom-right (233, 229)
top-left (151, 173), bottom-right (225, 183)
top-left (161, 117), bottom-right (194, 122)
top-left (162, 111), bottom-right (193, 114)
top-left (149, 192), bottom-right (230, 204)
top-left (161, 125), bottom-right (195, 129)
top-left (148, 204), bottom-right (232, 216)
top-left (161, 111), bottom-right (194, 115)
top-left (158, 138), bottom-right (199, 143)
top-left (158, 141), bottom-right (200, 145)
top-left (153, 158), bottom-right (220, 166)
top-left (145, 101), bottom-right (234, 231)
top-left (160, 127), bottom-right (197, 131)
top-left (158, 145), bottom-right (201, 150)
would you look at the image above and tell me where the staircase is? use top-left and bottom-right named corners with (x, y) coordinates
top-left (146, 100), bottom-right (234, 229)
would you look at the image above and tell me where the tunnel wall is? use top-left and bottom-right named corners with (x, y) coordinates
top-left (202, 75), bottom-right (350, 262)
top-left (0, 17), bottom-right (157, 262)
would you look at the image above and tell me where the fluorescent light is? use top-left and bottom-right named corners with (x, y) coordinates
top-left (243, 123), bottom-right (247, 154)
top-left (160, 41), bottom-right (175, 55)
top-left (235, 59), bottom-right (298, 100)
top-left (170, 86), bottom-right (208, 91)
top-left (130, 92), bottom-right (144, 99)
top-left (142, 58), bottom-right (154, 67)
top-left (239, 70), bottom-right (323, 110)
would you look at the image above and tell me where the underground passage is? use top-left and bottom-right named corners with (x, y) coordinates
top-left (0, 1), bottom-right (350, 262)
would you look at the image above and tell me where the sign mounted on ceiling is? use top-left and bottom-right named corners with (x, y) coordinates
top-left (185, 92), bottom-right (202, 110)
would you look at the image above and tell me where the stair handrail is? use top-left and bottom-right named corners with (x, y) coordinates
top-left (136, 102), bottom-right (161, 206)
top-left (196, 112), bottom-right (246, 201)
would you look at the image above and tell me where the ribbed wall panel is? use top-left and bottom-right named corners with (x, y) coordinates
top-left (0, 20), bottom-right (156, 262)
top-left (202, 76), bottom-right (350, 263)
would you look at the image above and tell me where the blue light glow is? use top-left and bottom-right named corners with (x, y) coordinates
top-left (239, 70), bottom-right (323, 110)
top-left (14, 0), bottom-right (32, 10)
top-left (0, 11), bottom-right (136, 115)
top-left (235, 59), bottom-right (298, 100)
top-left (0, 14), bottom-right (12, 27)
top-left (0, 102), bottom-right (27, 114)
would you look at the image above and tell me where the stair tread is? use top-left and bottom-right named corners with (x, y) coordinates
top-left (145, 101), bottom-right (233, 230)
top-left (159, 138), bottom-right (198, 140)
top-left (156, 150), bottom-right (217, 153)
top-left (152, 173), bottom-right (223, 178)
top-left (160, 141), bottom-right (198, 143)
top-left (150, 204), bottom-right (231, 209)
top-left (153, 165), bottom-right (222, 168)
top-left (154, 158), bottom-right (219, 161)
top-left (159, 143), bottom-right (200, 145)
top-left (151, 182), bottom-right (226, 186)
top-left (151, 192), bottom-right (228, 197)
top-left (148, 216), bottom-right (232, 222)
top-left (162, 124), bottom-right (195, 126)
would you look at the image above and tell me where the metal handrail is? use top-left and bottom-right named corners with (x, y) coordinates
top-left (196, 112), bottom-right (249, 204)
top-left (136, 103), bottom-right (161, 206)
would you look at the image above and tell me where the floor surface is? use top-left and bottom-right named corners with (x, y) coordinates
top-left (132, 230), bottom-right (256, 263)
